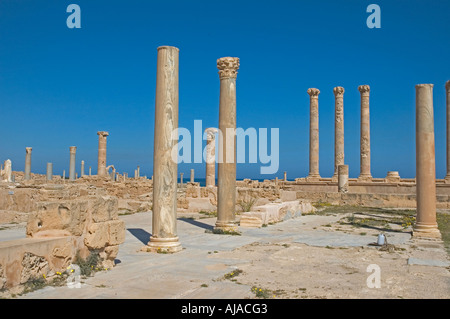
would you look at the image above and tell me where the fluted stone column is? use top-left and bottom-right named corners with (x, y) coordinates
top-left (80, 160), bottom-right (85, 177)
top-left (358, 85), bottom-right (372, 181)
top-left (97, 131), bottom-right (109, 176)
top-left (24, 147), bottom-right (32, 181)
top-left (190, 169), bottom-right (194, 183)
top-left (145, 46), bottom-right (181, 252)
top-left (215, 57), bottom-right (240, 232)
top-left (307, 88), bottom-right (320, 180)
top-left (446, 81), bottom-right (450, 181)
top-left (333, 87), bottom-right (345, 180)
top-left (205, 128), bottom-right (218, 187)
top-left (46, 163), bottom-right (53, 181)
top-left (338, 164), bottom-right (349, 193)
top-left (69, 146), bottom-right (76, 181)
top-left (414, 84), bottom-right (440, 238)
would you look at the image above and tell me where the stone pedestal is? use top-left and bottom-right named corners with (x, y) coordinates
top-left (145, 46), bottom-right (182, 252)
top-left (69, 146), bottom-right (76, 181)
top-left (338, 164), bottom-right (349, 193)
top-left (332, 87), bottom-right (345, 181)
top-left (46, 163), bottom-right (53, 181)
top-left (205, 128), bottom-right (218, 187)
top-left (97, 131), bottom-right (109, 177)
top-left (215, 57), bottom-right (240, 232)
top-left (358, 85), bottom-right (372, 181)
top-left (385, 171), bottom-right (400, 183)
top-left (414, 84), bottom-right (440, 238)
top-left (307, 88), bottom-right (321, 181)
top-left (24, 147), bottom-right (32, 181)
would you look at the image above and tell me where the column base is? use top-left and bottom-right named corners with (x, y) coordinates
top-left (445, 175), bottom-right (450, 184)
top-left (331, 174), bottom-right (338, 182)
top-left (357, 175), bottom-right (372, 182)
top-left (141, 236), bottom-right (182, 253)
top-left (214, 220), bottom-right (239, 233)
top-left (306, 174), bottom-right (321, 182)
top-left (413, 224), bottom-right (441, 239)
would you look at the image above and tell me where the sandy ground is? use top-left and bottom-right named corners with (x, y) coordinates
top-left (2, 208), bottom-right (449, 299)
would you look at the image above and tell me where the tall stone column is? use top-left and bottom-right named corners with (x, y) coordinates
top-left (24, 147), bottom-right (32, 181)
top-left (80, 160), bottom-right (85, 177)
top-left (414, 84), bottom-right (440, 238)
top-left (284, 171), bottom-right (287, 182)
top-left (358, 85), bottom-right (372, 181)
top-left (215, 57), bottom-right (240, 232)
top-left (180, 172), bottom-right (183, 185)
top-left (205, 127), bottom-right (218, 187)
top-left (307, 88), bottom-right (320, 181)
top-left (69, 146), bottom-right (76, 181)
top-left (137, 166), bottom-right (140, 178)
top-left (97, 131), bottom-right (109, 176)
top-left (89, 167), bottom-right (92, 176)
top-left (190, 169), bottom-right (194, 183)
top-left (446, 81), bottom-right (450, 181)
top-left (46, 163), bottom-right (53, 181)
top-left (145, 46), bottom-right (181, 253)
top-left (333, 87), bottom-right (345, 180)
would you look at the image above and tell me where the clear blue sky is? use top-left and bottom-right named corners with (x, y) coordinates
top-left (0, 0), bottom-right (449, 179)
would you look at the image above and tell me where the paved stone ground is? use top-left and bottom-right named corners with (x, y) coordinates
top-left (2, 210), bottom-right (449, 299)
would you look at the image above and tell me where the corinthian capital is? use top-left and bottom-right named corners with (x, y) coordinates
top-left (333, 86), bottom-right (345, 97)
top-left (217, 57), bottom-right (240, 79)
top-left (446, 80), bottom-right (450, 92)
top-left (358, 85), bottom-right (370, 95)
top-left (307, 88), bottom-right (320, 97)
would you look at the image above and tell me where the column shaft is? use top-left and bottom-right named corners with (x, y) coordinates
top-left (359, 85), bottom-right (372, 180)
top-left (24, 147), bottom-right (32, 181)
top-left (146, 46), bottom-right (181, 252)
top-left (69, 146), bottom-right (76, 181)
top-left (46, 163), bottom-right (53, 181)
top-left (97, 131), bottom-right (109, 176)
top-left (414, 84), bottom-right (440, 237)
top-left (446, 81), bottom-right (450, 179)
top-left (307, 88), bottom-right (320, 180)
top-left (215, 57), bottom-right (239, 232)
top-left (333, 87), bottom-right (345, 179)
top-left (205, 128), bottom-right (218, 187)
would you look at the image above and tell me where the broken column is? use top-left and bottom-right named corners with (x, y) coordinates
top-left (205, 127), bottom-right (218, 187)
top-left (414, 84), bottom-right (440, 238)
top-left (46, 163), bottom-right (53, 181)
top-left (80, 160), bottom-right (85, 177)
top-left (69, 146), bottom-right (76, 181)
top-left (333, 86), bottom-right (345, 180)
top-left (307, 88), bottom-right (321, 181)
top-left (24, 147), bottom-right (32, 181)
top-left (215, 56), bottom-right (240, 232)
top-left (446, 81), bottom-right (450, 181)
top-left (137, 166), bottom-right (140, 178)
top-left (190, 169), bottom-right (194, 183)
top-left (284, 171), bottom-right (287, 182)
top-left (89, 166), bottom-right (92, 176)
top-left (338, 164), bottom-right (349, 193)
top-left (97, 131), bottom-right (109, 177)
top-left (145, 46), bottom-right (182, 252)
top-left (180, 172), bottom-right (183, 185)
top-left (358, 85), bottom-right (372, 181)
top-left (2, 159), bottom-right (12, 182)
